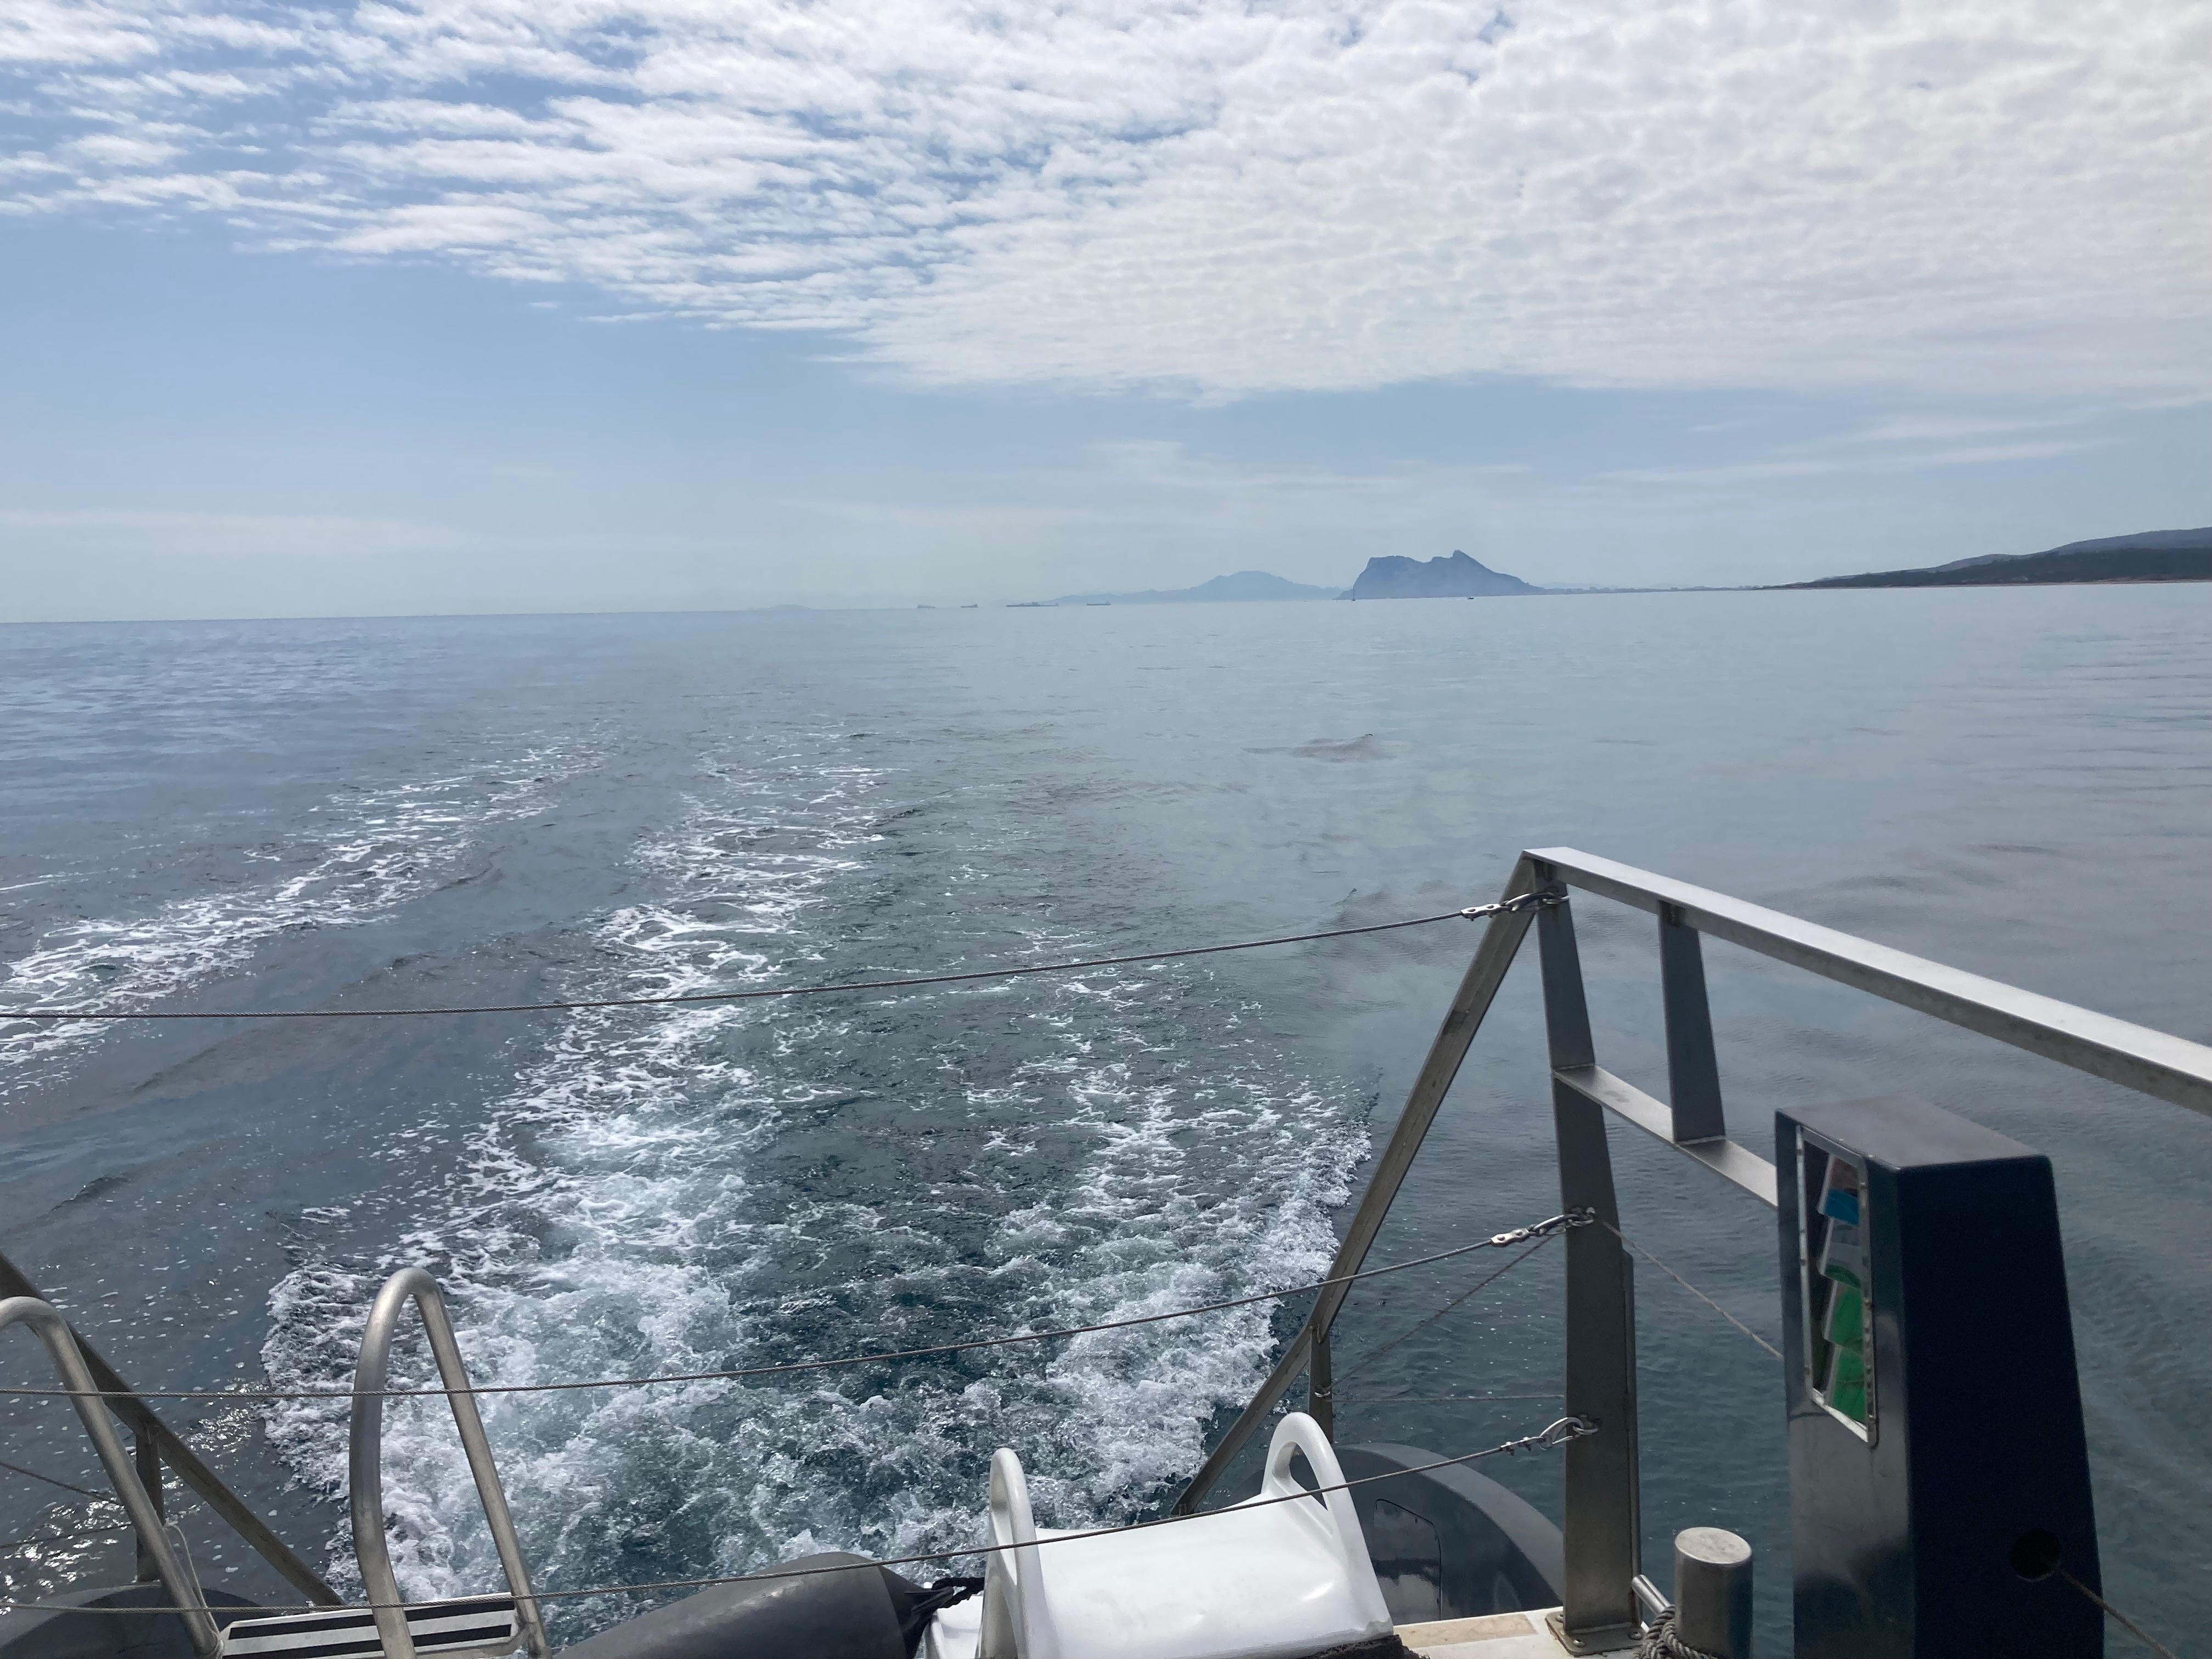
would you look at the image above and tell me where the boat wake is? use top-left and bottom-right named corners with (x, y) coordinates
top-left (0, 746), bottom-right (592, 1097)
top-left (259, 735), bottom-right (1373, 1636)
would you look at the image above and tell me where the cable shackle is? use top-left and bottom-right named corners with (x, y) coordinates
top-left (1528, 1415), bottom-right (1600, 1452)
top-left (1458, 888), bottom-right (1567, 923)
top-left (1485, 1209), bottom-right (1595, 1249)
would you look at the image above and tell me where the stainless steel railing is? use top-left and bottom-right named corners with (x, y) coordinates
top-left (1171, 847), bottom-right (2212, 1652)
top-left (0, 1296), bottom-right (222, 1655)
top-left (0, 1249), bottom-right (343, 1607)
top-left (351, 1269), bottom-right (549, 1659)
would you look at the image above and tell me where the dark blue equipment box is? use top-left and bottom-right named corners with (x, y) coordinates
top-left (1775, 1097), bottom-right (2102, 1658)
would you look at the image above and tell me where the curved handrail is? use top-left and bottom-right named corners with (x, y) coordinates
top-left (0, 1296), bottom-right (219, 1656)
top-left (349, 1270), bottom-right (548, 1659)
top-left (1258, 1411), bottom-right (1372, 1575)
top-left (978, 1448), bottom-right (1035, 1659)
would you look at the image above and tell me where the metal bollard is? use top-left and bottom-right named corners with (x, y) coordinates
top-left (1673, 1527), bottom-right (1753, 1658)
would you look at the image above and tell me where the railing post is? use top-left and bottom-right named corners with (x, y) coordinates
top-left (1660, 905), bottom-right (1726, 1144)
top-left (133, 1431), bottom-right (165, 1584)
top-left (1308, 1326), bottom-right (1335, 1441)
top-left (1536, 876), bottom-right (1642, 1653)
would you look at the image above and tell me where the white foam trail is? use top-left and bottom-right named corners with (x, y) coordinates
top-left (262, 738), bottom-right (1369, 1635)
top-left (0, 746), bottom-right (591, 1092)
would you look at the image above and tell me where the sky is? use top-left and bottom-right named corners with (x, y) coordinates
top-left (2, 0), bottom-right (2208, 619)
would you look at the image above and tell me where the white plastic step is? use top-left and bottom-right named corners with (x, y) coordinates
top-left (218, 1595), bottom-right (521, 1659)
top-left (975, 1412), bottom-right (1393, 1659)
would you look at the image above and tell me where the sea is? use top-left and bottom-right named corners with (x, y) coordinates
top-left (2, 587), bottom-right (2208, 1650)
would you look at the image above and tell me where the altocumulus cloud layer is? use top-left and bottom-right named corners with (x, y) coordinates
top-left (5, 0), bottom-right (2208, 399)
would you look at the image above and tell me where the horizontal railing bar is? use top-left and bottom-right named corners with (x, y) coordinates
top-left (1530, 848), bottom-right (2212, 1120)
top-left (1554, 1065), bottom-right (1779, 1208)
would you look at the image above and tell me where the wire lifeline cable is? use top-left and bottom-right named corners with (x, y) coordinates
top-left (2060, 1570), bottom-right (2182, 1659)
top-left (0, 895), bottom-right (1557, 1024)
top-left (0, 1418), bottom-right (1597, 1618)
top-left (0, 901), bottom-right (1573, 1590)
top-left (0, 1211), bottom-right (1585, 1403)
top-left (1330, 1235), bottom-right (1561, 1385)
top-left (0, 1457), bottom-right (108, 1502)
top-left (1341, 1392), bottom-right (1561, 1404)
top-left (1599, 1221), bottom-right (1782, 1363)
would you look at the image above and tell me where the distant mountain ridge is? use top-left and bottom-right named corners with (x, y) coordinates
top-left (1045, 570), bottom-right (1342, 605)
top-left (1346, 550), bottom-right (1541, 599)
top-left (1786, 527), bottom-right (2212, 590)
top-left (1009, 527), bottom-right (2212, 610)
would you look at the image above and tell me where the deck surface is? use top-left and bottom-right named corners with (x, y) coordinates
top-left (1398, 1609), bottom-right (1634, 1658)
top-left (927, 1601), bottom-right (1626, 1657)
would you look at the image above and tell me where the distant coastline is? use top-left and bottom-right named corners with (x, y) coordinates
top-left (1777, 527), bottom-right (2212, 590)
top-left (1014, 551), bottom-right (1546, 607)
top-left (988, 525), bottom-right (2212, 611)
top-left (1040, 571), bottom-right (1341, 605)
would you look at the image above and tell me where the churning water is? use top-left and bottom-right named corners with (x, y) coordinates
top-left (3, 591), bottom-right (2209, 1647)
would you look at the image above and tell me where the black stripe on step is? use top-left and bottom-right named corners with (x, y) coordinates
top-left (229, 1599), bottom-right (516, 1642)
top-left (227, 1637), bottom-right (382, 1659)
top-left (227, 1615), bottom-right (378, 1640)
top-left (228, 1623), bottom-right (514, 1659)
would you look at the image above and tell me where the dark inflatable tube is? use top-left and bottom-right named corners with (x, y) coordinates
top-left (1337, 1442), bottom-right (1564, 1623)
top-left (0, 1585), bottom-right (263, 1659)
top-left (555, 1553), bottom-right (914, 1659)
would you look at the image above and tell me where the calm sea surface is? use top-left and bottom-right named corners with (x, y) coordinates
top-left (3, 589), bottom-right (2208, 1649)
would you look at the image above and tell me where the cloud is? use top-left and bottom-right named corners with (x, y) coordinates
top-left (4, 0), bottom-right (2207, 399)
top-left (1607, 435), bottom-right (2116, 487)
top-left (1825, 412), bottom-right (2100, 447)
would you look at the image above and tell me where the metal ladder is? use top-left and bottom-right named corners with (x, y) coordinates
top-left (2, 1262), bottom-right (547, 1659)
top-left (346, 1269), bottom-right (550, 1659)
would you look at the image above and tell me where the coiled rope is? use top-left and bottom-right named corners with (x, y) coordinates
top-left (1626, 1559), bottom-right (2183, 1659)
top-left (1636, 1609), bottom-right (1725, 1659)
top-left (0, 1211), bottom-right (1588, 1402)
top-left (0, 894), bottom-right (1558, 1024)
top-left (0, 1418), bottom-right (1598, 1616)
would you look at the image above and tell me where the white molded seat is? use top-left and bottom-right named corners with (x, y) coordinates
top-left (976, 1412), bottom-right (1392, 1659)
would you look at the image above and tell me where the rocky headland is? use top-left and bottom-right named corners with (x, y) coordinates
top-left (1344, 550), bottom-right (1541, 599)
